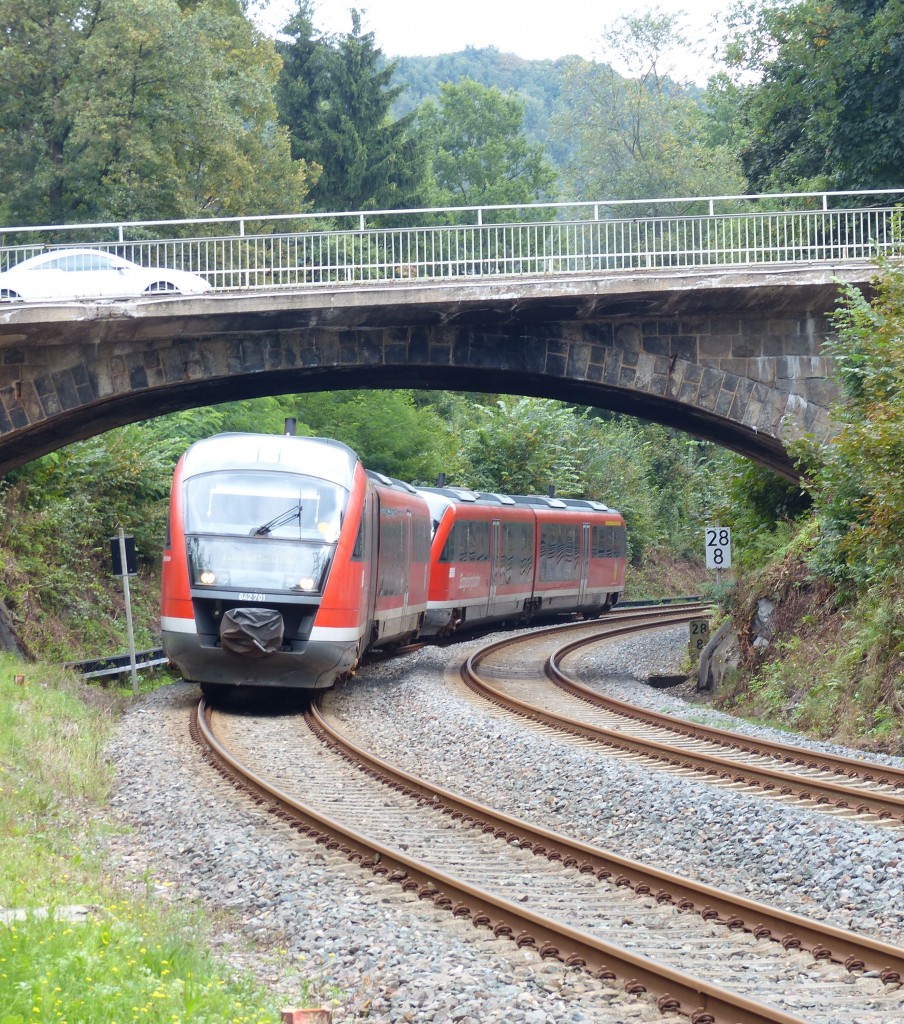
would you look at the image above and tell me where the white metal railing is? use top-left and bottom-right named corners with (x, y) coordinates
top-left (0, 189), bottom-right (902, 289)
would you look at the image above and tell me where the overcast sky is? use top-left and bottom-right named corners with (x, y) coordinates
top-left (250, 0), bottom-right (731, 84)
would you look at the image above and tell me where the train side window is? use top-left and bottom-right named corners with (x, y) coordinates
top-left (502, 521), bottom-right (534, 579)
top-left (378, 515), bottom-right (405, 596)
top-left (614, 525), bottom-right (627, 558)
top-left (413, 515), bottom-right (431, 560)
top-left (439, 520), bottom-right (490, 562)
top-left (351, 514), bottom-right (365, 561)
top-left (520, 523), bottom-right (535, 577)
top-left (591, 524), bottom-right (627, 559)
top-left (438, 525), bottom-right (456, 562)
top-left (469, 521), bottom-right (490, 562)
top-left (539, 523), bottom-right (580, 581)
top-left (590, 525), bottom-right (605, 558)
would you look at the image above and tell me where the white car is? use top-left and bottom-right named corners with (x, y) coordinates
top-left (0, 248), bottom-right (212, 302)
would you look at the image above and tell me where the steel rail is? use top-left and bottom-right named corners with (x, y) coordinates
top-left (64, 647), bottom-right (169, 680)
top-left (463, 615), bottom-right (904, 824)
top-left (548, 634), bottom-right (904, 791)
top-left (191, 698), bottom-right (811, 1024)
top-left (308, 699), bottom-right (904, 982)
top-left (461, 602), bottom-right (713, 649)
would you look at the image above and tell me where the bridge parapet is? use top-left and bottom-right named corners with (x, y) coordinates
top-left (0, 188), bottom-right (899, 293)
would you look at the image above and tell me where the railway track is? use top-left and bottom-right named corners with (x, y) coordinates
top-left (190, 607), bottom-right (904, 1024)
top-left (460, 605), bottom-right (904, 827)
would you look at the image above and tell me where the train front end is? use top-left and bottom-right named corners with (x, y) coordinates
top-left (161, 433), bottom-right (368, 691)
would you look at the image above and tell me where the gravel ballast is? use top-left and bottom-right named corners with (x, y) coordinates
top-left (102, 624), bottom-right (904, 1022)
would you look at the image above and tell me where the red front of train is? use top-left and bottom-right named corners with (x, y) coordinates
top-left (416, 487), bottom-right (626, 636)
top-left (161, 433), bottom-right (429, 692)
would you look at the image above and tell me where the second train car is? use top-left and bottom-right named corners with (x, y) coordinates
top-left (161, 432), bottom-right (627, 693)
top-left (415, 486), bottom-right (626, 636)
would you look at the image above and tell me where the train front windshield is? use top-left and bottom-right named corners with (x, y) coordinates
top-left (183, 471), bottom-right (348, 595)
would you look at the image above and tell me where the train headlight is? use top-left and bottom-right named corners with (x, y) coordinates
top-left (199, 570), bottom-right (217, 585)
top-left (297, 576), bottom-right (317, 591)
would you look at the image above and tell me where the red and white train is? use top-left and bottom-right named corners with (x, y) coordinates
top-left (161, 432), bottom-right (626, 693)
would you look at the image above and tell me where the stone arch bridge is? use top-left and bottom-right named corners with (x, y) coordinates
top-left (0, 261), bottom-right (874, 480)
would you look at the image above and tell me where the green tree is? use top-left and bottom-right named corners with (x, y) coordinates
top-left (721, 0), bottom-right (904, 192)
top-left (418, 78), bottom-right (557, 211)
top-left (802, 260), bottom-right (904, 585)
top-left (393, 47), bottom-right (576, 166)
top-left (0, 0), bottom-right (312, 225)
top-left (286, 390), bottom-right (453, 482)
top-left (0, 0), bottom-right (90, 224)
top-left (7, 417), bottom-right (191, 568)
top-left (276, 6), bottom-right (428, 211)
top-left (575, 416), bottom-right (663, 561)
top-left (707, 452), bottom-right (811, 571)
top-left (456, 397), bottom-right (586, 494)
top-left (557, 11), bottom-right (745, 204)
top-left (577, 417), bottom-right (723, 563)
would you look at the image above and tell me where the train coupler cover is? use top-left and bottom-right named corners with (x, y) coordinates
top-left (219, 607), bottom-right (284, 657)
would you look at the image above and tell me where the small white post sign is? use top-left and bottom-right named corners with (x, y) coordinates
top-left (689, 618), bottom-right (710, 660)
top-left (705, 526), bottom-right (732, 570)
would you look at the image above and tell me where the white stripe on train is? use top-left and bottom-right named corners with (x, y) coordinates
top-left (161, 616), bottom-right (366, 644)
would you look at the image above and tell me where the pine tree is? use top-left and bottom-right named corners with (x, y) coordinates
top-left (276, 7), bottom-right (428, 212)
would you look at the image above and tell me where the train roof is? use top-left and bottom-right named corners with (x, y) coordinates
top-left (180, 433), bottom-right (360, 490)
top-left (415, 485), bottom-right (515, 507)
top-left (415, 485), bottom-right (620, 517)
top-left (507, 494), bottom-right (618, 514)
top-left (559, 497), bottom-right (620, 515)
top-left (366, 470), bottom-right (422, 495)
top-left (512, 495), bottom-right (619, 514)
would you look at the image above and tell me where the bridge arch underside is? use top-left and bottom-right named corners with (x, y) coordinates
top-left (0, 312), bottom-right (836, 480)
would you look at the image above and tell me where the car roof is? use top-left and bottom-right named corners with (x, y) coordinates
top-left (9, 248), bottom-right (130, 269)
top-left (46, 247), bottom-right (127, 260)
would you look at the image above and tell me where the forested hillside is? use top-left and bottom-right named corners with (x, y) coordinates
top-left (392, 47), bottom-right (579, 166)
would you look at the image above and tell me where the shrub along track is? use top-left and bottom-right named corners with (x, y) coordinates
top-left (190, 608), bottom-right (904, 1024)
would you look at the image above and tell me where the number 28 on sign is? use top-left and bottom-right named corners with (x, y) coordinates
top-left (705, 526), bottom-right (732, 570)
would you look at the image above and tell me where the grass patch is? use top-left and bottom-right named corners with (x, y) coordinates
top-left (0, 904), bottom-right (277, 1024)
top-left (0, 654), bottom-right (300, 1023)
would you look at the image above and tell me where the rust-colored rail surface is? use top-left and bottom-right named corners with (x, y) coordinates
top-left (188, 599), bottom-right (904, 1024)
top-left (461, 608), bottom-right (904, 825)
top-left (307, 700), bottom-right (904, 983)
top-left (549, 629), bottom-right (904, 792)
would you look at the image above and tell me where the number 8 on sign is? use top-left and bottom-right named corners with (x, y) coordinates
top-left (705, 526), bottom-right (732, 570)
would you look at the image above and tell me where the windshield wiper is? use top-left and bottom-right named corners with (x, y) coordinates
top-left (251, 502), bottom-right (303, 537)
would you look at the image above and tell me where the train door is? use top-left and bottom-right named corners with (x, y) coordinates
top-left (363, 493), bottom-right (379, 629)
top-left (402, 508), bottom-right (413, 618)
top-left (488, 519), bottom-right (500, 617)
top-left (578, 522), bottom-right (591, 606)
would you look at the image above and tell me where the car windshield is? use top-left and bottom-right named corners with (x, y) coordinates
top-left (184, 470), bottom-right (347, 542)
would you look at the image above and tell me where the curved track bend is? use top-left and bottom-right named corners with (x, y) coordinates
top-left (463, 606), bottom-right (904, 826)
